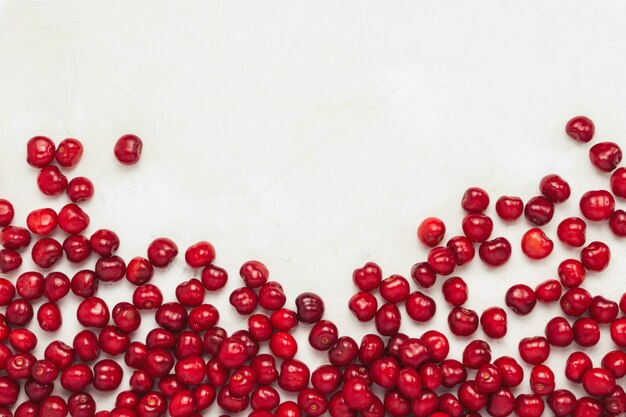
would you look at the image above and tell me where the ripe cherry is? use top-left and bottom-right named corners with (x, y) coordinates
top-left (126, 256), bottom-right (154, 285)
top-left (530, 365), bottom-right (555, 397)
top-left (328, 336), bottom-right (358, 367)
top-left (610, 209), bottom-right (626, 236)
top-left (580, 190), bottom-right (615, 221)
top-left (447, 307), bottom-right (478, 336)
top-left (27, 208), bottom-right (57, 235)
top-left (270, 331), bottom-right (298, 360)
top-left (565, 115), bottom-right (594, 143)
top-left (582, 367), bottom-right (615, 397)
top-left (342, 378), bottom-right (375, 410)
top-left (405, 291), bottom-right (436, 322)
top-left (589, 295), bottom-right (618, 323)
top-left (557, 217), bottom-right (586, 247)
top-left (375, 303), bottom-right (401, 336)
top-left (535, 279), bottom-right (562, 303)
top-left (66, 176), bottom-right (94, 202)
top-left (55, 138), bottom-right (83, 167)
top-left (458, 381), bottom-right (487, 412)
top-left (495, 196), bottom-right (524, 221)
top-left (480, 306), bottom-right (507, 338)
top-left (31, 237), bottom-right (63, 268)
top-left (352, 261), bottom-right (382, 291)
top-left (349, 291), bottom-right (378, 321)
top-left (545, 316), bottom-right (573, 347)
top-left (93, 359), bottom-right (123, 391)
top-left (611, 166), bottom-right (626, 197)
top-left (114, 134), bottom-right (143, 165)
top-left (524, 196), bottom-right (554, 225)
top-left (462, 339), bottom-right (491, 369)
top-left (521, 227), bottom-right (553, 259)
top-left (147, 237), bottom-right (178, 267)
top-left (558, 259), bottom-right (585, 288)
top-left (493, 356), bottom-right (524, 388)
top-left (96, 255), bottom-right (126, 282)
top-left (611, 317), bottom-right (626, 347)
top-left (580, 241), bottom-right (610, 271)
top-left (486, 387), bottom-right (515, 417)
top-left (420, 330), bottom-right (449, 362)
top-left (590, 141), bottom-right (622, 172)
top-left (410, 262), bottom-right (436, 288)
top-left (358, 334), bottom-right (384, 365)
top-left (308, 320), bottom-right (338, 351)
top-left (461, 187), bottom-right (489, 213)
top-left (442, 276), bottom-right (468, 306)
top-left (417, 217), bottom-right (446, 247)
top-left (26, 136), bottom-right (55, 167)
top-left (77, 296), bottom-right (110, 328)
top-left (462, 214), bottom-right (493, 243)
top-left (270, 308), bottom-right (298, 331)
top-left (540, 174), bottom-right (571, 203)
top-left (380, 275), bottom-right (410, 303)
top-left (560, 287), bottom-right (592, 316)
top-left (547, 390), bottom-right (576, 417)
top-left (446, 235), bottom-right (475, 265)
top-left (475, 363), bottom-right (501, 393)
top-left (278, 359), bottom-right (310, 392)
top-left (37, 166), bottom-right (68, 196)
top-left (427, 246), bottom-right (456, 275)
top-left (295, 292), bottom-right (324, 323)
top-left (1, 226), bottom-right (32, 250)
top-left (90, 229), bottom-right (120, 257)
top-left (0, 200), bottom-right (14, 227)
top-left (0, 249), bottom-right (22, 272)
top-left (602, 350), bottom-right (626, 378)
top-left (478, 237), bottom-right (511, 267)
top-left (565, 351), bottom-right (593, 382)
top-left (505, 284), bottom-right (536, 315)
top-left (518, 336), bottom-right (550, 365)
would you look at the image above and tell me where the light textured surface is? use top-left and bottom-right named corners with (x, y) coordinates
top-left (1, 0), bottom-right (626, 413)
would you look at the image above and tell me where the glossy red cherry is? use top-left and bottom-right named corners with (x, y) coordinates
top-left (295, 292), bottom-right (324, 323)
top-left (493, 356), bottom-right (523, 388)
top-left (515, 394), bottom-right (544, 417)
top-left (270, 308), bottom-right (298, 331)
top-left (521, 227), bottom-right (553, 259)
top-left (565, 115), bottom-right (594, 143)
top-left (447, 307), bottom-right (478, 336)
top-left (358, 334), bottom-right (384, 365)
top-left (342, 377), bottom-right (374, 410)
top-left (37, 301), bottom-right (62, 331)
top-left (610, 209), bottom-right (626, 236)
top-left (405, 291), bottom-right (436, 322)
top-left (27, 136), bottom-right (56, 167)
top-left (474, 363), bottom-right (501, 393)
top-left (573, 317), bottom-right (600, 347)
top-left (175, 278), bottom-right (205, 307)
top-left (557, 217), bottom-right (586, 247)
top-left (540, 174), bottom-right (570, 203)
top-left (442, 276), bottom-right (468, 306)
top-left (545, 316), bottom-right (573, 347)
top-left (495, 196), bottom-right (523, 221)
top-left (480, 306), bottom-right (507, 338)
top-left (133, 284), bottom-right (163, 310)
top-left (90, 229), bottom-right (120, 257)
top-left (525, 196), bottom-right (554, 226)
top-left (55, 138), bottom-right (83, 167)
top-left (229, 287), bottom-right (257, 315)
top-left (565, 351), bottom-right (593, 382)
top-left (1, 226), bottom-right (32, 250)
top-left (27, 208), bottom-right (57, 236)
top-left (446, 235), bottom-right (475, 265)
top-left (77, 296), bottom-right (110, 328)
top-left (557, 259), bottom-right (585, 288)
top-left (96, 255), bottom-right (126, 282)
top-left (417, 217), bottom-right (446, 247)
top-left (31, 237), bottom-right (63, 268)
top-left (582, 367), bottom-right (615, 397)
top-left (420, 330), bottom-right (449, 362)
top-left (611, 317), bottom-right (626, 347)
top-left (462, 339), bottom-right (491, 369)
top-left (352, 261), bottom-right (382, 291)
top-left (590, 141), bottom-right (622, 172)
top-left (9, 328), bottom-right (37, 352)
top-left (64, 235), bottom-right (92, 263)
top-left (269, 331), bottom-right (298, 360)
top-left (183, 241), bottom-right (215, 268)
top-left (60, 363), bottom-right (93, 392)
top-left (427, 246), bottom-right (456, 275)
top-left (462, 214), bottom-right (493, 243)
top-left (380, 275), bottom-right (410, 303)
top-left (581, 241), bottom-right (610, 271)
top-left (602, 350), bottom-right (626, 378)
top-left (228, 365), bottom-right (256, 397)
top-left (0, 249), bottom-right (22, 272)
top-left (462, 187), bottom-right (490, 213)
top-left (384, 389), bottom-right (411, 417)
top-left (547, 390), bottom-right (576, 417)
top-left (93, 359), bottom-right (123, 391)
top-left (0, 200), bottom-right (14, 227)
top-left (73, 330), bottom-right (100, 361)
top-left (124, 257), bottom-right (153, 286)
top-left (518, 336), bottom-right (550, 365)
top-left (611, 166), bottom-right (626, 198)
top-left (458, 381), bottom-right (487, 412)
top-left (505, 284), bottom-right (536, 315)
top-left (37, 166), bottom-right (68, 196)
top-left (349, 291), bottom-right (378, 321)
top-left (580, 190), bottom-right (615, 221)
top-left (375, 303), bottom-right (401, 336)
top-left (66, 176), bottom-right (94, 202)
top-left (308, 320), bottom-right (338, 350)
top-left (114, 134), bottom-right (143, 165)
top-left (589, 295), bottom-right (618, 323)
top-left (530, 365), bottom-right (555, 397)
top-left (486, 387), bottom-right (515, 417)
top-left (328, 336), bottom-right (358, 367)
top-left (560, 287), bottom-right (592, 316)
top-left (478, 237), bottom-right (511, 267)
top-left (68, 392), bottom-right (96, 417)
top-left (535, 279), bottom-right (562, 303)
top-left (147, 237), bottom-right (178, 267)
top-left (278, 359), bottom-right (310, 392)
top-left (410, 262), bottom-right (436, 288)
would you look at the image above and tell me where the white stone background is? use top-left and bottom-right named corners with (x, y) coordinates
top-left (1, 0), bottom-right (626, 414)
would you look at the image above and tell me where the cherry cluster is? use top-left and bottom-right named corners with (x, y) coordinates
top-left (0, 117), bottom-right (625, 417)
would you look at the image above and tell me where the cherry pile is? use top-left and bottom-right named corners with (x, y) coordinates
top-left (0, 116), bottom-right (626, 417)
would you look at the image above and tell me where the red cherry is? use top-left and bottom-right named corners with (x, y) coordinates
top-left (589, 141), bottom-right (622, 172)
top-left (495, 196), bottom-right (524, 221)
top-left (521, 228), bottom-right (553, 259)
top-left (461, 187), bottom-right (489, 213)
top-left (417, 217), bottom-right (446, 247)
